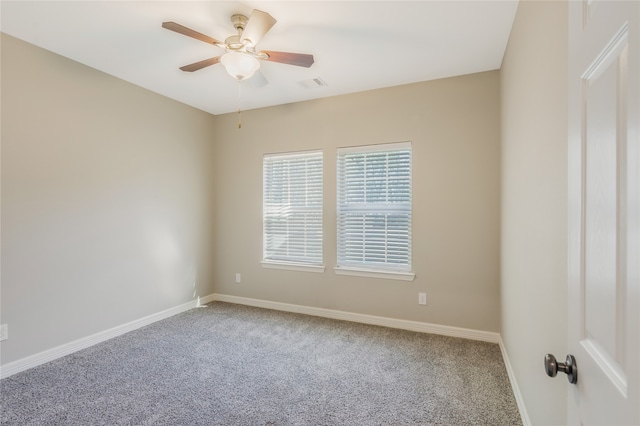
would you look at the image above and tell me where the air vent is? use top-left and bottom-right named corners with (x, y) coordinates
top-left (300, 77), bottom-right (328, 89)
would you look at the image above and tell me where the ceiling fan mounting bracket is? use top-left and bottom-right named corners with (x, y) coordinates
top-left (226, 14), bottom-right (250, 49)
top-left (230, 14), bottom-right (248, 32)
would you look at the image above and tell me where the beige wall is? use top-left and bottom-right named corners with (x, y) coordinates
top-left (1, 34), bottom-right (217, 364)
top-left (211, 71), bottom-right (502, 332)
top-left (500, 1), bottom-right (568, 424)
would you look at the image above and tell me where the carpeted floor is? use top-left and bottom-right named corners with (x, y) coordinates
top-left (1, 302), bottom-right (522, 425)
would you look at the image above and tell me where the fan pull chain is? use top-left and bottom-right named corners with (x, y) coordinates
top-left (237, 80), bottom-right (242, 129)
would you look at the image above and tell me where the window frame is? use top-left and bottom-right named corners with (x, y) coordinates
top-left (335, 142), bottom-right (415, 281)
top-left (261, 149), bottom-right (325, 273)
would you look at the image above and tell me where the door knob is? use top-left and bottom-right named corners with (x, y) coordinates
top-left (544, 353), bottom-right (578, 384)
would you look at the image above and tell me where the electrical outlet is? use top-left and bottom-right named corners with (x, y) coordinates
top-left (418, 293), bottom-right (427, 305)
top-left (0, 324), bottom-right (8, 341)
top-left (235, 273), bottom-right (241, 283)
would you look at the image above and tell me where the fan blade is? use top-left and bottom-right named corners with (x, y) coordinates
top-left (247, 69), bottom-right (269, 88)
top-left (241, 10), bottom-right (276, 46)
top-left (162, 22), bottom-right (221, 46)
top-left (261, 51), bottom-right (315, 68)
top-left (180, 56), bottom-right (221, 72)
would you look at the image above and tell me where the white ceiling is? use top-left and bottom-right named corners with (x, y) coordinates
top-left (0, 1), bottom-right (518, 115)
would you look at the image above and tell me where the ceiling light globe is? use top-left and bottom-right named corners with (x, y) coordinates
top-left (221, 52), bottom-right (260, 81)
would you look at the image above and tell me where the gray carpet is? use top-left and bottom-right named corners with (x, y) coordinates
top-left (1, 302), bottom-right (522, 425)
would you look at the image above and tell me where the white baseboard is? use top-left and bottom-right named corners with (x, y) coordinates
top-left (0, 296), bottom-right (211, 379)
top-left (209, 293), bottom-right (501, 343)
top-left (499, 338), bottom-right (531, 426)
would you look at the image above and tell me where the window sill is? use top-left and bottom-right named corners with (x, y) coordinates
top-left (333, 266), bottom-right (415, 281)
top-left (261, 261), bottom-right (326, 273)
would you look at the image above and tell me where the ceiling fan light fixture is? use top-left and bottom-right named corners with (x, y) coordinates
top-left (221, 52), bottom-right (260, 81)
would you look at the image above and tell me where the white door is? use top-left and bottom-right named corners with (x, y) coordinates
top-left (567, 0), bottom-right (639, 424)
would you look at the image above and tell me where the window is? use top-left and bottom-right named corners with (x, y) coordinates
top-left (336, 142), bottom-right (414, 280)
top-left (262, 150), bottom-right (324, 271)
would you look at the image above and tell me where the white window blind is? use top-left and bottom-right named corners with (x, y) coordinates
top-left (263, 150), bottom-right (323, 265)
top-left (337, 142), bottom-right (412, 272)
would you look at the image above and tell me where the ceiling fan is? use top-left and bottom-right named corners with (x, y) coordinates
top-left (162, 9), bottom-right (315, 81)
